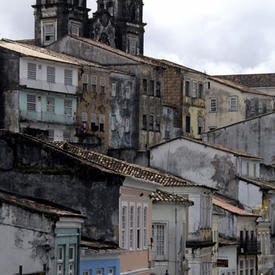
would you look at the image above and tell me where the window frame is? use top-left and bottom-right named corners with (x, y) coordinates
top-left (137, 203), bottom-right (142, 250)
top-left (121, 202), bottom-right (128, 249)
top-left (229, 96), bottom-right (238, 112)
top-left (27, 94), bottom-right (36, 112)
top-left (47, 66), bottom-right (55, 83)
top-left (46, 97), bottom-right (55, 113)
top-left (143, 204), bottom-right (148, 249)
top-left (152, 221), bottom-right (168, 261)
top-left (64, 99), bottom-right (73, 116)
top-left (185, 80), bottom-right (190, 97)
top-left (210, 98), bottom-right (217, 112)
top-left (27, 63), bottom-right (37, 80)
top-left (129, 203), bottom-right (135, 251)
top-left (64, 69), bottom-right (73, 86)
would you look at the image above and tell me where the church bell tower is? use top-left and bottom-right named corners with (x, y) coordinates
top-left (90, 0), bottom-right (145, 55)
top-left (33, 0), bottom-right (90, 46)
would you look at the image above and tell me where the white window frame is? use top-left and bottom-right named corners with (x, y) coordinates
top-left (192, 80), bottom-right (197, 98)
top-left (137, 203), bottom-right (142, 250)
top-left (129, 203), bottom-right (135, 251)
top-left (47, 66), bottom-right (55, 83)
top-left (42, 20), bottom-right (57, 45)
top-left (64, 99), bottom-right (73, 116)
top-left (229, 96), bottom-right (238, 112)
top-left (100, 77), bottom-right (106, 94)
top-left (143, 204), bottom-right (148, 249)
top-left (152, 221), bottom-right (168, 261)
top-left (47, 97), bottom-right (55, 113)
top-left (82, 73), bottom-right (88, 92)
top-left (68, 244), bottom-right (75, 275)
top-left (27, 94), bottom-right (36, 112)
top-left (111, 82), bottom-right (117, 97)
top-left (121, 201), bottom-right (128, 249)
top-left (28, 63), bottom-right (37, 80)
top-left (57, 245), bottom-right (65, 275)
top-left (210, 98), bottom-right (217, 112)
top-left (91, 75), bottom-right (97, 92)
top-left (64, 69), bottom-right (73, 86)
top-left (81, 112), bottom-right (88, 122)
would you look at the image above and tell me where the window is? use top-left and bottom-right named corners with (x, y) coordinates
top-left (64, 69), bottom-right (73, 86)
top-left (100, 77), bottom-right (106, 94)
top-left (82, 74), bottom-right (88, 92)
top-left (129, 205), bottom-right (135, 250)
top-left (137, 205), bottom-right (142, 249)
top-left (48, 129), bottom-right (54, 141)
top-left (253, 164), bottom-right (257, 178)
top-left (121, 204), bottom-right (127, 249)
top-left (247, 162), bottom-right (250, 176)
top-left (27, 94), bottom-right (36, 112)
top-left (155, 117), bottom-right (160, 132)
top-left (63, 131), bottom-right (71, 141)
top-left (186, 115), bottom-right (191, 133)
top-left (185, 81), bottom-right (190, 96)
top-left (198, 116), bottom-right (203, 135)
top-left (71, 23), bottom-right (80, 36)
top-left (96, 269), bottom-right (103, 275)
top-left (156, 81), bottom-right (161, 97)
top-left (125, 118), bottom-right (130, 133)
top-left (149, 115), bottom-right (154, 131)
top-left (143, 79), bottom-right (148, 94)
top-left (111, 82), bottom-right (116, 97)
top-left (91, 75), bottom-right (97, 92)
top-left (68, 245), bottom-right (75, 275)
top-left (91, 113), bottom-right (98, 131)
top-left (198, 83), bottom-right (203, 98)
top-left (149, 80), bottom-right (154, 96)
top-left (229, 96), bottom-right (238, 112)
top-left (28, 63), bottom-right (37, 80)
top-left (47, 97), bottom-right (55, 113)
top-left (108, 267), bottom-right (115, 275)
top-left (99, 114), bottom-right (105, 132)
top-left (208, 81), bottom-right (211, 89)
top-left (142, 115), bottom-right (147, 130)
top-left (44, 23), bottom-right (55, 42)
top-left (250, 259), bottom-right (254, 275)
top-left (81, 112), bottom-right (88, 122)
top-left (192, 80), bottom-right (197, 98)
top-left (210, 98), bottom-right (217, 112)
top-left (47, 66), bottom-right (55, 83)
top-left (143, 205), bottom-right (148, 249)
top-left (64, 99), bottom-right (73, 116)
top-left (83, 271), bottom-right (91, 275)
top-left (125, 84), bottom-right (131, 99)
top-left (152, 223), bottom-right (166, 259)
top-left (258, 100), bottom-right (263, 113)
top-left (57, 245), bottom-right (65, 275)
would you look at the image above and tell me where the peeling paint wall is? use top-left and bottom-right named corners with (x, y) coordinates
top-left (0, 134), bottom-right (123, 243)
top-left (205, 112), bottom-right (275, 164)
top-left (150, 138), bottom-right (239, 199)
top-left (0, 202), bottom-right (55, 275)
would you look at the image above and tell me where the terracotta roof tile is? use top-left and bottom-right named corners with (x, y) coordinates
top-left (150, 189), bottom-right (193, 205)
top-left (150, 136), bottom-right (263, 159)
top-left (213, 197), bottom-right (258, 217)
top-left (210, 76), bottom-right (274, 97)
top-left (0, 189), bottom-right (84, 218)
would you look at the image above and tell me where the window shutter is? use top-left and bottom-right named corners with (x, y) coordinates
top-left (27, 63), bottom-right (37, 80)
top-left (64, 69), bottom-right (73, 86)
top-left (47, 66), bottom-right (55, 83)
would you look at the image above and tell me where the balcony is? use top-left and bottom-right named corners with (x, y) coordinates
top-left (238, 240), bottom-right (260, 255)
top-left (20, 110), bottom-right (76, 125)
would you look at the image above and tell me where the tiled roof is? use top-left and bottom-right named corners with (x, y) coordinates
top-left (142, 56), bottom-right (207, 75)
top-left (0, 39), bottom-right (106, 69)
top-left (81, 240), bottom-right (119, 250)
top-left (238, 176), bottom-right (275, 191)
top-left (150, 136), bottom-right (263, 159)
top-left (0, 189), bottom-right (84, 218)
top-left (150, 189), bottom-right (194, 205)
top-left (209, 76), bottom-right (274, 97)
top-left (0, 130), bottom-right (204, 189)
top-left (51, 141), bottom-right (203, 188)
top-left (206, 111), bottom-right (275, 133)
top-left (214, 73), bottom-right (275, 88)
top-left (66, 35), bottom-right (163, 67)
top-left (213, 197), bottom-right (258, 217)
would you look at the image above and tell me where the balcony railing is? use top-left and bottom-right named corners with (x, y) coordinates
top-left (20, 110), bottom-right (76, 125)
top-left (238, 240), bottom-right (260, 255)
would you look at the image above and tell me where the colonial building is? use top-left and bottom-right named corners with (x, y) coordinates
top-left (0, 188), bottom-right (85, 275)
top-left (205, 77), bottom-right (275, 131)
top-left (32, 0), bottom-right (145, 55)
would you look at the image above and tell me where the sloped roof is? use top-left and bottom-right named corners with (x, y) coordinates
top-left (213, 197), bottom-right (258, 217)
top-left (150, 189), bottom-right (193, 206)
top-left (0, 39), bottom-right (106, 69)
top-left (206, 111), bottom-right (275, 133)
top-left (0, 130), bottom-right (209, 189)
top-left (214, 73), bottom-right (275, 88)
top-left (238, 176), bottom-right (275, 191)
top-left (0, 189), bottom-right (84, 218)
top-left (209, 76), bottom-right (274, 97)
top-left (66, 35), bottom-right (163, 67)
top-left (150, 136), bottom-right (262, 159)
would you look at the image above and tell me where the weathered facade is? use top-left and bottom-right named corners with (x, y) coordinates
top-left (204, 112), bottom-right (275, 166)
top-left (205, 77), bottom-right (275, 131)
top-left (0, 189), bottom-right (85, 275)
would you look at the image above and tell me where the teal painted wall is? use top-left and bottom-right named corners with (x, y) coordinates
top-left (19, 90), bottom-right (77, 124)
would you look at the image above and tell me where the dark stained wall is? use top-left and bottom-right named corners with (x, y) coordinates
top-left (0, 132), bottom-right (123, 243)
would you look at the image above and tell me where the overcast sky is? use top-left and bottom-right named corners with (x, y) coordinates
top-left (1, 0), bottom-right (275, 75)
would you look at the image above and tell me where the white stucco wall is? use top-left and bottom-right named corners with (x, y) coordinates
top-left (218, 246), bottom-right (237, 275)
top-left (20, 57), bottom-right (78, 94)
top-left (0, 202), bottom-right (55, 275)
top-left (152, 202), bottom-right (187, 275)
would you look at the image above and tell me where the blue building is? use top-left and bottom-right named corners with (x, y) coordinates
top-left (80, 240), bottom-right (121, 275)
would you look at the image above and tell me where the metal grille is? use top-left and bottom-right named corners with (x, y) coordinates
top-left (27, 94), bottom-right (36, 112)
